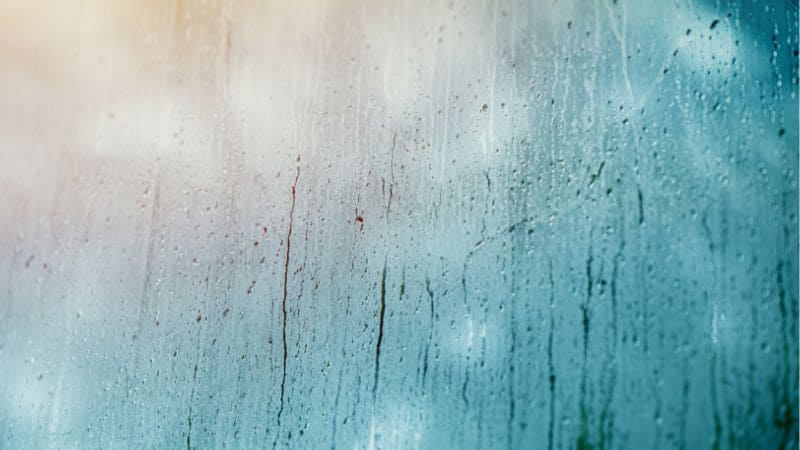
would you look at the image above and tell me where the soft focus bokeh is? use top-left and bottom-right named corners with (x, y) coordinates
top-left (0, 0), bottom-right (797, 448)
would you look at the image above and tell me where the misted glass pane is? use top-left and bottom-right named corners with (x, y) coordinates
top-left (0, 1), bottom-right (797, 449)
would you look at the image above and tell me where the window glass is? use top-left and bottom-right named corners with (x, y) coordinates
top-left (0, 1), bottom-right (796, 448)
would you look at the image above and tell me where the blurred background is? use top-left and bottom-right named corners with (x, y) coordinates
top-left (0, 0), bottom-right (797, 448)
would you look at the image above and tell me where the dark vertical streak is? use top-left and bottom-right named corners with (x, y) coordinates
top-left (330, 368), bottom-right (343, 450)
top-left (372, 132), bottom-right (396, 406)
top-left (422, 277), bottom-right (435, 387)
top-left (600, 230), bottom-right (624, 450)
top-left (480, 169), bottom-right (491, 237)
top-left (187, 363), bottom-right (198, 450)
top-left (588, 161), bottom-right (605, 186)
top-left (584, 245), bottom-right (593, 356)
top-left (372, 261), bottom-right (387, 403)
top-left (186, 292), bottom-right (205, 450)
top-left (700, 211), bottom-right (721, 450)
top-left (745, 300), bottom-right (758, 434)
top-left (507, 252), bottom-right (517, 450)
top-left (399, 268), bottom-right (405, 300)
top-left (611, 235), bottom-right (623, 362)
top-left (507, 339), bottom-right (516, 450)
top-left (578, 242), bottom-right (593, 450)
top-left (277, 166), bottom-right (300, 422)
top-left (547, 260), bottom-right (556, 450)
top-left (678, 373), bottom-right (689, 450)
top-left (775, 260), bottom-right (795, 450)
top-left (387, 131), bottom-right (396, 215)
top-left (462, 262), bottom-right (470, 310)
top-left (637, 188), bottom-right (644, 225)
top-left (461, 371), bottom-right (470, 407)
top-left (460, 261), bottom-right (472, 420)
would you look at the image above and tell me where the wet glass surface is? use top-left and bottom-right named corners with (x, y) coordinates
top-left (0, 1), bottom-right (797, 448)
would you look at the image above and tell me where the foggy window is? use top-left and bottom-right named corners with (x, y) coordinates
top-left (0, 1), bottom-right (797, 449)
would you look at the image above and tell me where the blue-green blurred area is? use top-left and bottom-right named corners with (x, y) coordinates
top-left (0, 0), bottom-right (796, 448)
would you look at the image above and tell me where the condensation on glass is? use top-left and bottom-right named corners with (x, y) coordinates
top-left (0, 1), bottom-right (797, 449)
